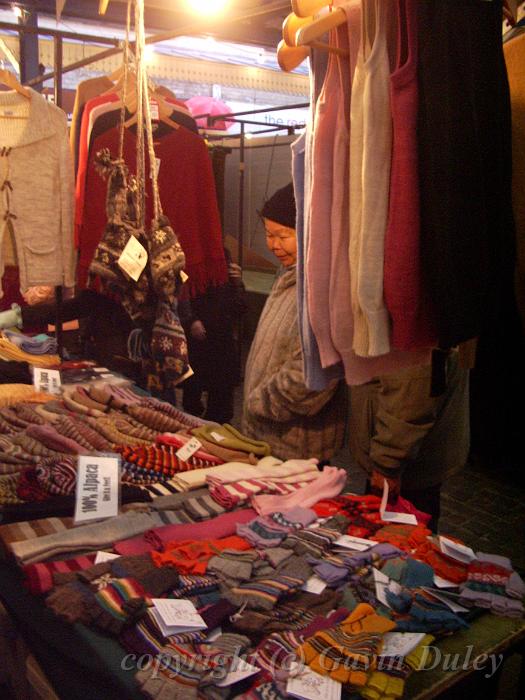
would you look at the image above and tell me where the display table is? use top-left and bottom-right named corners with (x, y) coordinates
top-left (1, 559), bottom-right (524, 700)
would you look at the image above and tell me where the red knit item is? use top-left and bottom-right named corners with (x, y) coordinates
top-left (371, 523), bottom-right (431, 553)
top-left (412, 540), bottom-right (468, 584)
top-left (151, 535), bottom-right (252, 573)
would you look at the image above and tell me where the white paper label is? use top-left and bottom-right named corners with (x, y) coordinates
top-left (379, 632), bottom-right (426, 658)
top-left (334, 535), bottom-right (373, 551)
top-left (33, 367), bottom-right (61, 395)
top-left (216, 659), bottom-right (260, 687)
top-left (422, 587), bottom-right (469, 613)
top-left (94, 367), bottom-right (110, 373)
top-left (152, 598), bottom-right (207, 635)
top-left (155, 157), bottom-right (161, 176)
top-left (380, 480), bottom-right (418, 525)
top-left (287, 667), bottom-right (342, 700)
top-left (94, 551), bottom-right (121, 564)
top-left (180, 270), bottom-right (189, 284)
top-left (74, 455), bottom-right (120, 523)
top-left (302, 575), bottom-right (327, 594)
top-left (433, 575), bottom-right (458, 589)
top-left (439, 536), bottom-right (476, 564)
top-left (150, 100), bottom-right (159, 121)
top-left (210, 431), bottom-right (226, 442)
top-left (176, 437), bottom-right (202, 462)
top-left (373, 567), bottom-right (392, 608)
top-left (117, 235), bottom-right (148, 282)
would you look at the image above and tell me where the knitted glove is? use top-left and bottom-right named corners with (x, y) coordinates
top-left (0, 304), bottom-right (22, 329)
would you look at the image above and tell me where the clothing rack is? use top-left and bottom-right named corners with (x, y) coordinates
top-left (0, 2), bottom-right (299, 359)
top-left (195, 102), bottom-right (308, 271)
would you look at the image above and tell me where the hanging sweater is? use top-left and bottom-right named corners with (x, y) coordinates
top-left (0, 88), bottom-right (75, 295)
top-left (242, 267), bottom-right (346, 461)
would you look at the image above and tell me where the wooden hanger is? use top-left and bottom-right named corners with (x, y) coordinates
top-left (0, 68), bottom-right (31, 100)
top-left (282, 12), bottom-right (313, 46)
top-left (277, 39), bottom-right (310, 71)
top-left (282, 12), bottom-right (349, 58)
top-left (295, 6), bottom-right (347, 46)
top-left (292, 0), bottom-right (329, 18)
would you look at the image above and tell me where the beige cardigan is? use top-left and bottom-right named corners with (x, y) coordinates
top-left (242, 267), bottom-right (347, 461)
top-left (0, 88), bottom-right (75, 295)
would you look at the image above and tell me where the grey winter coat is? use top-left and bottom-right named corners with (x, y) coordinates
top-left (242, 267), bottom-right (346, 460)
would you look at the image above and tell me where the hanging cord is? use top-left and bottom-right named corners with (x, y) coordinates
top-left (134, 0), bottom-right (146, 231)
top-left (137, 6), bottom-right (163, 225)
top-left (118, 0), bottom-right (132, 162)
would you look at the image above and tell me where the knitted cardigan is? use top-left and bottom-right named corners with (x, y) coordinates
top-left (242, 267), bottom-right (346, 461)
top-left (0, 88), bottom-right (75, 294)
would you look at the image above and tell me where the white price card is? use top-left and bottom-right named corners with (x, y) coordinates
top-left (379, 632), bottom-right (426, 658)
top-left (433, 575), bottom-right (458, 589)
top-left (302, 575), bottom-right (327, 594)
top-left (33, 367), bottom-right (61, 395)
top-left (373, 567), bottom-right (392, 608)
top-left (380, 480), bottom-right (418, 525)
top-left (118, 235), bottom-right (148, 282)
top-left (150, 100), bottom-right (160, 121)
top-left (176, 437), bottom-right (202, 461)
top-left (94, 551), bottom-right (121, 564)
top-left (216, 659), bottom-right (260, 687)
top-left (287, 667), bottom-right (342, 700)
top-left (422, 587), bottom-right (469, 613)
top-left (439, 536), bottom-right (476, 564)
top-left (334, 534), bottom-right (374, 551)
top-left (74, 455), bottom-right (120, 524)
top-left (151, 599), bottom-right (207, 636)
top-left (210, 431), bottom-right (226, 442)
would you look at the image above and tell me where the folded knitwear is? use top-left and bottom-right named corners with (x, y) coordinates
top-left (191, 423), bottom-right (271, 456)
top-left (3, 330), bottom-right (57, 355)
top-left (252, 467), bottom-right (347, 515)
top-left (114, 509), bottom-right (257, 556)
top-left (208, 477), bottom-right (310, 511)
top-left (10, 510), bottom-right (169, 564)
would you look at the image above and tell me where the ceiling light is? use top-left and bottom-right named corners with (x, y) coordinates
top-left (185, 0), bottom-right (230, 16)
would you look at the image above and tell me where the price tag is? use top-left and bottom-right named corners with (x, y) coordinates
top-left (210, 431), bottom-right (226, 442)
top-left (380, 480), bottom-right (418, 525)
top-left (180, 270), bottom-right (189, 284)
top-left (438, 536), bottom-right (475, 563)
top-left (74, 455), bottom-right (120, 524)
top-left (33, 367), bottom-right (61, 395)
top-left (216, 659), bottom-right (260, 688)
top-left (151, 599), bottom-right (207, 635)
top-left (94, 551), bottom-right (121, 564)
top-left (302, 575), bottom-right (327, 594)
top-left (176, 437), bottom-right (202, 461)
top-left (334, 535), bottom-right (373, 551)
top-left (150, 100), bottom-right (159, 121)
top-left (118, 235), bottom-right (148, 282)
top-left (379, 633), bottom-right (426, 658)
top-left (287, 667), bottom-right (341, 700)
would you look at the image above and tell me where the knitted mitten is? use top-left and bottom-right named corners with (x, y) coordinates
top-left (0, 303), bottom-right (22, 329)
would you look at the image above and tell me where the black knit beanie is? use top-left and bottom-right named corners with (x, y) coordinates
top-left (260, 182), bottom-right (296, 229)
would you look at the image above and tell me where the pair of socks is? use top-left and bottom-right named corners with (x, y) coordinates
top-left (387, 589), bottom-right (469, 633)
top-left (236, 516), bottom-right (290, 548)
top-left (225, 556), bottom-right (311, 611)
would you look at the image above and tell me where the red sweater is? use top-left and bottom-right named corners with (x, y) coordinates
top-left (77, 125), bottom-right (227, 296)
